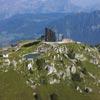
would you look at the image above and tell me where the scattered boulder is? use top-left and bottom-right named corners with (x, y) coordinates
top-left (66, 66), bottom-right (71, 79)
top-left (76, 86), bottom-right (82, 93)
top-left (75, 54), bottom-right (86, 61)
top-left (84, 87), bottom-right (93, 93)
top-left (45, 65), bottom-right (57, 75)
top-left (12, 60), bottom-right (17, 67)
top-left (90, 57), bottom-right (99, 65)
top-left (28, 63), bottom-right (32, 70)
top-left (71, 64), bottom-right (76, 74)
top-left (3, 59), bottom-right (10, 66)
top-left (3, 54), bottom-right (9, 58)
top-left (49, 78), bottom-right (60, 84)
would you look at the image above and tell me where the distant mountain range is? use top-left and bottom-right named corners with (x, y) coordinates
top-left (0, 0), bottom-right (100, 20)
top-left (0, 13), bottom-right (64, 46)
top-left (0, 10), bottom-right (100, 46)
top-left (0, 0), bottom-right (80, 20)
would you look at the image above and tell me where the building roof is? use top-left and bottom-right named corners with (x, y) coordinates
top-left (62, 38), bottom-right (74, 43)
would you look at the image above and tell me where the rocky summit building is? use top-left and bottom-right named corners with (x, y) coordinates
top-left (44, 28), bottom-right (56, 42)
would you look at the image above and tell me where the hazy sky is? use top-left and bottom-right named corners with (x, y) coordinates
top-left (71, 0), bottom-right (100, 7)
top-left (0, 0), bottom-right (100, 16)
top-left (0, 0), bottom-right (100, 8)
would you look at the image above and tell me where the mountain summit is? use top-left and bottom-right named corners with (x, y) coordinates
top-left (0, 40), bottom-right (100, 100)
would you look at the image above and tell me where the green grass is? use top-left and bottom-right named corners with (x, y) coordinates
top-left (82, 61), bottom-right (100, 78)
top-left (37, 83), bottom-right (100, 100)
top-left (9, 41), bottom-right (42, 61)
top-left (0, 70), bottom-right (34, 100)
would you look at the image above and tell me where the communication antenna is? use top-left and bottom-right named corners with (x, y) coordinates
top-left (52, 26), bottom-right (59, 41)
top-left (67, 29), bottom-right (71, 39)
top-left (66, 19), bottom-right (71, 39)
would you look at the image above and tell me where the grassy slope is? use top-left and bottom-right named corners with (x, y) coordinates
top-left (0, 70), bottom-right (34, 100)
top-left (38, 83), bottom-right (100, 100)
top-left (0, 42), bottom-right (100, 100)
